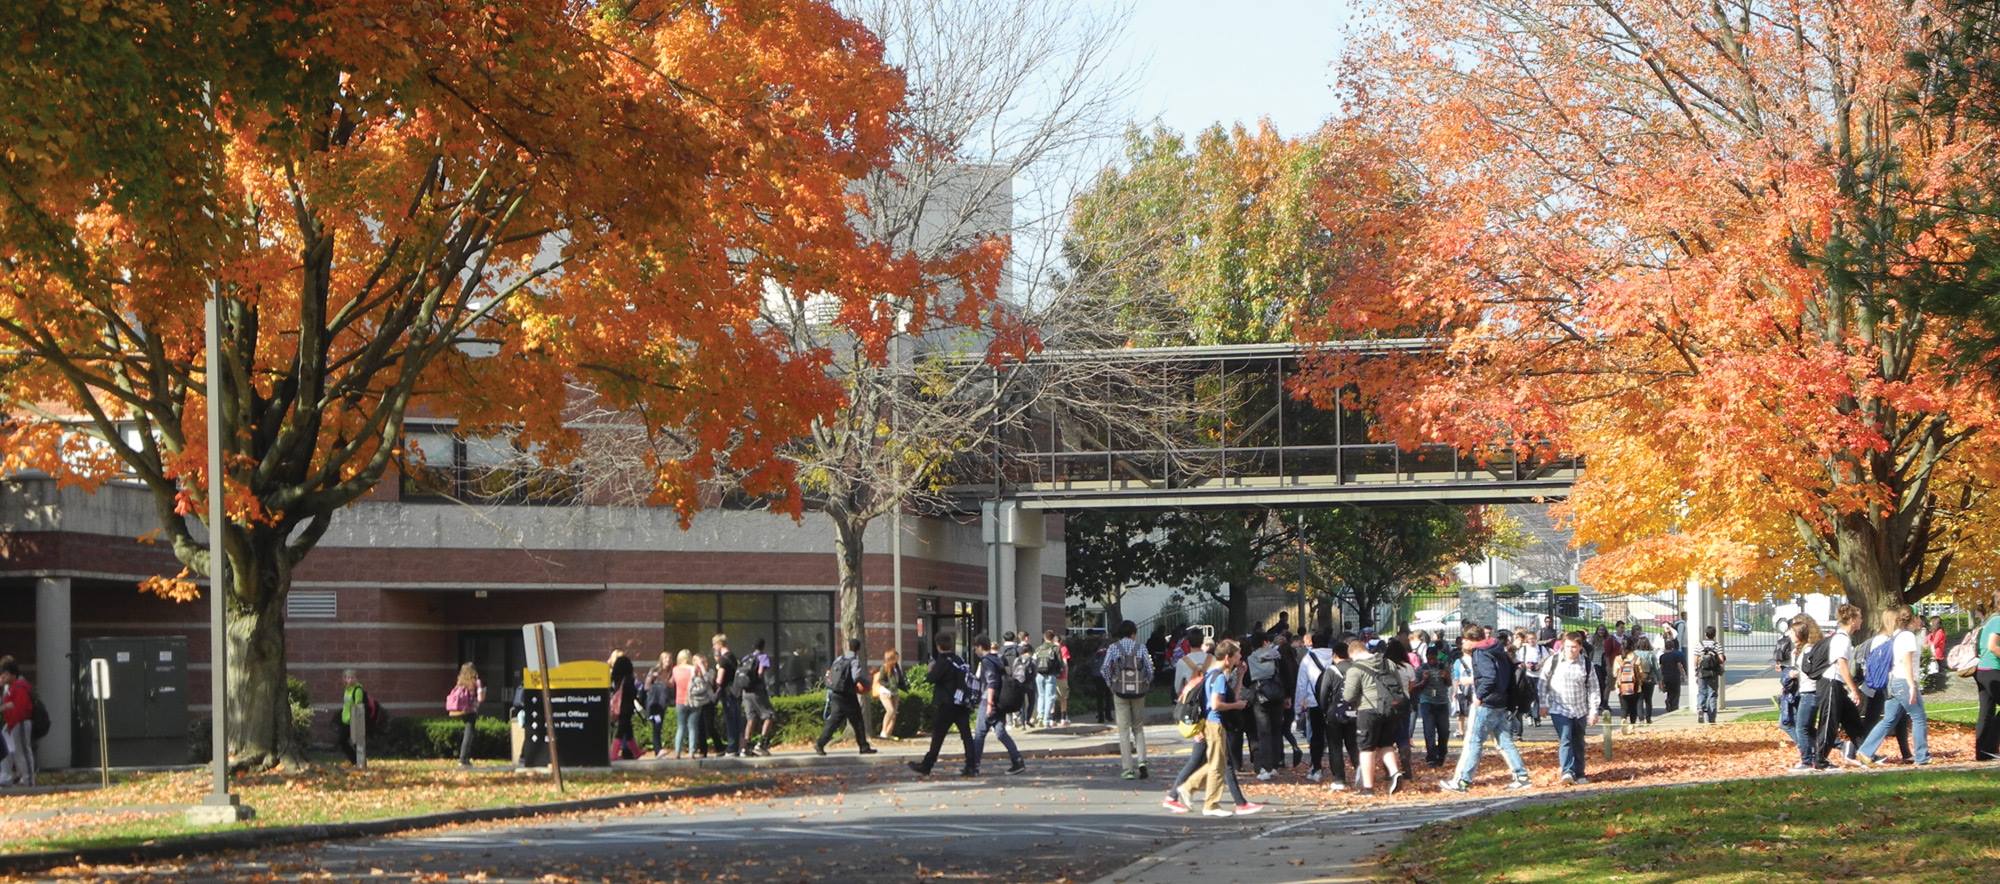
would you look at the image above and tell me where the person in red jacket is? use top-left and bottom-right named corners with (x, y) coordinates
top-left (0, 656), bottom-right (34, 786)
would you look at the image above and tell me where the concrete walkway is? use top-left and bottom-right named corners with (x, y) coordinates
top-left (613, 720), bottom-right (1180, 773)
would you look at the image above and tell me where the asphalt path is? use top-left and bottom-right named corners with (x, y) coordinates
top-left (93, 757), bottom-right (1292, 882)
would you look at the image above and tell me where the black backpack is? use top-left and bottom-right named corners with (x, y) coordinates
top-left (30, 696), bottom-right (50, 741)
top-left (823, 655), bottom-right (855, 695)
top-left (1696, 646), bottom-right (1725, 679)
top-left (740, 654), bottom-right (767, 694)
top-left (1369, 661), bottom-right (1411, 717)
top-left (1800, 636), bottom-right (1835, 681)
top-left (993, 655), bottom-right (1027, 714)
top-left (1313, 657), bottom-right (1354, 722)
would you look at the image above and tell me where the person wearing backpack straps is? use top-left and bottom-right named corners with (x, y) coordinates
top-left (814, 638), bottom-right (878, 757)
top-left (1163, 653), bottom-right (1261, 815)
top-left (966, 634), bottom-right (1026, 776)
top-left (1177, 640), bottom-right (1257, 817)
top-left (1416, 643), bottom-right (1453, 768)
top-left (1853, 613), bottom-right (1912, 764)
top-left (1339, 637), bottom-right (1408, 796)
top-left (1441, 626), bottom-right (1533, 793)
top-left (1293, 630), bottom-right (1336, 783)
top-left (739, 639), bottom-right (777, 756)
top-left (1975, 604), bottom-right (2000, 761)
top-left (1539, 630), bottom-right (1601, 785)
top-left (1813, 605), bottom-right (1870, 769)
top-left (1612, 644), bottom-right (1643, 734)
top-left (1032, 629), bottom-right (1064, 729)
top-left (1694, 627), bottom-right (1727, 724)
top-left (608, 650), bottom-right (641, 761)
top-left (0, 656), bottom-right (35, 786)
top-left (907, 632), bottom-right (978, 777)
top-left (446, 662), bottom-right (487, 768)
top-left (670, 650), bottom-right (702, 760)
top-left (1245, 632), bottom-right (1288, 781)
top-left (1100, 619), bottom-right (1155, 780)
top-left (1853, 605), bottom-right (1929, 767)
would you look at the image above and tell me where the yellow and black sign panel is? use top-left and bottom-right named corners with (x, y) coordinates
top-left (523, 660), bottom-right (612, 690)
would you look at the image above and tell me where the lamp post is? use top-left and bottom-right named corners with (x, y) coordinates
top-left (189, 295), bottom-right (252, 825)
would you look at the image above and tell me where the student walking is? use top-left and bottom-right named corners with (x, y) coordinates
top-left (908, 633), bottom-right (978, 777)
top-left (1855, 606), bottom-right (1930, 767)
top-left (644, 657), bottom-right (672, 757)
top-left (1612, 645), bottom-right (1644, 733)
top-left (1694, 628), bottom-right (1727, 724)
top-left (1856, 616), bottom-right (1912, 763)
top-left (1451, 647), bottom-right (1475, 739)
top-left (710, 635), bottom-right (741, 757)
top-left (1247, 632), bottom-right (1288, 781)
top-left (1178, 640), bottom-right (1253, 817)
top-left (1165, 658), bottom-right (1260, 814)
top-left (1977, 606), bottom-right (2000, 761)
top-left (1033, 630), bottom-right (1065, 728)
top-left (739, 639), bottom-right (776, 756)
top-left (968, 634), bottom-right (1026, 775)
top-left (609, 650), bottom-right (642, 761)
top-left (875, 647), bottom-right (907, 741)
top-left (670, 650), bottom-right (703, 759)
top-left (1773, 626), bottom-right (1798, 728)
top-left (1294, 631), bottom-right (1336, 782)
top-left (338, 668), bottom-right (369, 768)
top-left (1101, 620), bottom-right (1154, 780)
top-left (1441, 626), bottom-right (1532, 793)
top-left (1657, 640), bottom-right (1686, 715)
top-left (1539, 631), bottom-right (1601, 785)
top-left (1814, 606), bottom-right (1870, 768)
top-left (445, 662), bottom-right (486, 767)
top-left (1344, 637), bottom-right (1411, 795)
top-left (0, 658), bottom-right (35, 786)
top-left (815, 638), bottom-right (878, 756)
top-left (1785, 618), bottom-right (1827, 772)
top-left (1417, 648), bottom-right (1453, 767)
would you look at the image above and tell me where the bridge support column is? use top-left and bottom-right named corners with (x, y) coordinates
top-left (982, 502), bottom-right (1044, 641)
top-left (1684, 577), bottom-right (1723, 716)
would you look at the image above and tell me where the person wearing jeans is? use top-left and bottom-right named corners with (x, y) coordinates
top-left (1034, 630), bottom-right (1063, 728)
top-left (1441, 627), bottom-right (1532, 792)
top-left (968, 635), bottom-right (1025, 775)
top-left (1100, 620), bottom-right (1154, 780)
top-left (1856, 607), bottom-right (1930, 766)
top-left (1538, 631), bottom-right (1600, 785)
top-left (1974, 606), bottom-right (2000, 762)
top-left (1785, 617), bottom-right (1825, 771)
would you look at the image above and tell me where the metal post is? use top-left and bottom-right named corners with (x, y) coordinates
top-left (195, 295), bottom-right (247, 821)
top-left (532, 629), bottom-right (564, 792)
top-left (889, 328), bottom-right (903, 660)
top-left (97, 694), bottom-right (110, 789)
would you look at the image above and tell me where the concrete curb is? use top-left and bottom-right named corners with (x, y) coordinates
top-left (0, 778), bottom-right (777, 876)
top-left (614, 738), bottom-right (1128, 773)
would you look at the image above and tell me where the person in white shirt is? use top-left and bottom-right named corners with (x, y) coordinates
top-left (1813, 605), bottom-right (1869, 768)
top-left (1855, 606), bottom-right (1930, 766)
top-left (1293, 631), bottom-right (1338, 785)
top-left (1855, 618), bottom-right (1912, 762)
top-left (1785, 618), bottom-right (1823, 772)
top-left (1175, 637), bottom-right (1214, 695)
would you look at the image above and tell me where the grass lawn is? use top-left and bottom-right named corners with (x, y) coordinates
top-left (1381, 766), bottom-right (2000, 883)
top-left (0, 760), bottom-right (741, 856)
top-left (1738, 702), bottom-right (1980, 726)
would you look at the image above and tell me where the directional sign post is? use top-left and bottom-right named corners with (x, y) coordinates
top-left (89, 658), bottom-right (112, 788)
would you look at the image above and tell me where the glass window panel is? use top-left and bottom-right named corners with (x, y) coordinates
top-left (774, 622), bottom-right (832, 696)
top-left (778, 593), bottom-right (831, 621)
top-left (720, 621), bottom-right (774, 660)
top-left (662, 621), bottom-right (715, 660)
top-left (400, 432), bottom-right (458, 498)
top-left (663, 592), bottom-right (714, 622)
top-left (720, 593), bottom-right (774, 621)
top-left (463, 435), bottom-right (520, 468)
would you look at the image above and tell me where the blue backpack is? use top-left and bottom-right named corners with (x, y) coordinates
top-left (1863, 637), bottom-right (1896, 693)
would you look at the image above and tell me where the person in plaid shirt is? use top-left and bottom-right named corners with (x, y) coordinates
top-left (1539, 630), bottom-right (1602, 785)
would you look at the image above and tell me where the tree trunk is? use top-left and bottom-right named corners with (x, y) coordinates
top-left (225, 537), bottom-right (303, 769)
top-left (830, 512), bottom-right (868, 656)
top-left (1833, 514), bottom-right (1904, 632)
top-left (1224, 580), bottom-right (1249, 637)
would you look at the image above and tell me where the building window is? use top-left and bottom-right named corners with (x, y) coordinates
top-left (660, 591), bottom-right (834, 697)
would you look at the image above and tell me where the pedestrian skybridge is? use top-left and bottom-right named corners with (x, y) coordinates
top-left (944, 340), bottom-right (1578, 511)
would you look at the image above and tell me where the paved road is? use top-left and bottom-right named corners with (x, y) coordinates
top-left (108, 757), bottom-right (1286, 882)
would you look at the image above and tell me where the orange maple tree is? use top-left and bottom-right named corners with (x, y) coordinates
top-left (0, 0), bottom-right (1000, 765)
top-left (1296, 0), bottom-right (2000, 619)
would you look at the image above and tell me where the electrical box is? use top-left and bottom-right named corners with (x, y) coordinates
top-left (73, 636), bottom-right (189, 767)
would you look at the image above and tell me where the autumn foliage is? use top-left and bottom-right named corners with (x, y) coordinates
top-left (1299, 0), bottom-right (2000, 618)
top-left (0, 0), bottom-right (1002, 764)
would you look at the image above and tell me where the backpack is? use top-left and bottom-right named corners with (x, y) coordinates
top-left (943, 655), bottom-right (974, 706)
top-left (445, 684), bottom-right (477, 716)
top-left (741, 654), bottom-right (768, 695)
top-left (1369, 662), bottom-right (1411, 717)
top-left (990, 656), bottom-right (1026, 714)
top-left (29, 695), bottom-right (50, 741)
top-left (1615, 658), bottom-right (1640, 695)
top-left (689, 668), bottom-right (716, 706)
top-left (1007, 650), bottom-right (1035, 688)
top-left (364, 695), bottom-right (386, 736)
top-left (1801, 636), bottom-right (1835, 681)
top-left (823, 656), bottom-right (855, 695)
top-left (1313, 658), bottom-right (1354, 722)
top-left (1946, 630), bottom-right (1979, 674)
top-left (1174, 677), bottom-right (1209, 739)
top-left (1863, 638), bottom-right (1896, 694)
top-left (1109, 642), bottom-right (1148, 699)
top-left (1034, 644), bottom-right (1064, 677)
top-left (1509, 664), bottom-right (1538, 714)
top-left (1696, 646), bottom-right (1724, 679)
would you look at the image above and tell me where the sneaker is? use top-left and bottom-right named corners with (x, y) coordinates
top-left (1785, 762), bottom-right (1813, 774)
top-left (1387, 771), bottom-right (1404, 795)
top-left (814, 745), bottom-right (827, 757)
top-left (1234, 802), bottom-right (1266, 816)
top-left (1306, 769), bottom-right (1323, 783)
top-left (1853, 754), bottom-right (1877, 769)
top-left (859, 747), bottom-right (879, 755)
top-left (1506, 778), bottom-right (1533, 791)
top-left (1162, 796), bottom-right (1190, 814)
top-left (1122, 769), bottom-right (1138, 780)
top-left (1327, 781), bottom-right (1347, 793)
top-left (1007, 761), bottom-right (1027, 775)
top-left (1255, 769), bottom-right (1274, 782)
top-left (1572, 776), bottom-right (1590, 785)
top-left (906, 761), bottom-right (932, 776)
top-left (1138, 764), bottom-right (1148, 780)
top-left (1559, 772), bottom-right (1575, 786)
top-left (1201, 807), bottom-right (1236, 817)
top-left (960, 768), bottom-right (979, 777)
top-left (1439, 779), bottom-right (1468, 793)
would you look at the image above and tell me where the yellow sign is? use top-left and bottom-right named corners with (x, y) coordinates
top-left (1553, 585), bottom-right (1582, 595)
top-left (524, 660), bottom-right (611, 690)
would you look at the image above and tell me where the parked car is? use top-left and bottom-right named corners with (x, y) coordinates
top-left (1729, 621), bottom-right (1753, 635)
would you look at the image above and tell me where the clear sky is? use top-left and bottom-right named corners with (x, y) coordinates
top-left (1094, 0), bottom-right (1357, 139)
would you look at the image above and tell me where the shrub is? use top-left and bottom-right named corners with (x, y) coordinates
top-left (372, 715), bottom-right (510, 760)
top-left (188, 676), bottom-right (317, 763)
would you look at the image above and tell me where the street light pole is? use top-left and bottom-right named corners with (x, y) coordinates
top-left (190, 295), bottom-right (252, 824)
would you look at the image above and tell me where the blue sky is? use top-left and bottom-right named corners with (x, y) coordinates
top-left (1096, 0), bottom-right (1357, 138)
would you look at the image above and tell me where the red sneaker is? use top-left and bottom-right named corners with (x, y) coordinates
top-left (1234, 802), bottom-right (1266, 816)
top-left (1161, 796), bottom-right (1190, 814)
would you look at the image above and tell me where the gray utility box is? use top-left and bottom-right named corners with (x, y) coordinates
top-left (73, 636), bottom-right (189, 767)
